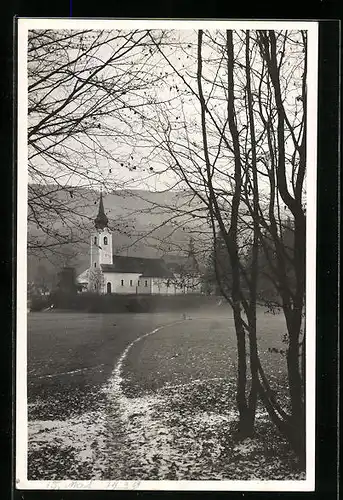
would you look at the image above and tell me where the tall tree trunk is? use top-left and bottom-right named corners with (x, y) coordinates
top-left (200, 30), bottom-right (254, 437)
top-left (232, 303), bottom-right (252, 436)
top-left (245, 30), bottom-right (260, 429)
top-left (286, 311), bottom-right (306, 466)
top-left (256, 30), bottom-right (306, 465)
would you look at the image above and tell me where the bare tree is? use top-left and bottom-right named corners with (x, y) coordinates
top-left (130, 28), bottom-right (307, 463)
top-left (252, 30), bottom-right (307, 461)
top-left (88, 267), bottom-right (105, 293)
top-left (27, 28), bottom-right (170, 258)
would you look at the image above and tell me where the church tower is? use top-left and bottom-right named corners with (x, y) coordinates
top-left (90, 192), bottom-right (113, 270)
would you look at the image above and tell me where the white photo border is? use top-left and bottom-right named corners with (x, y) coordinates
top-left (16, 18), bottom-right (318, 491)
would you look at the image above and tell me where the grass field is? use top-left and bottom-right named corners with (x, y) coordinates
top-left (26, 306), bottom-right (303, 481)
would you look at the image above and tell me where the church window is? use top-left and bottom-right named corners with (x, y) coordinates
top-left (130, 280), bottom-right (133, 286)
top-left (144, 280), bottom-right (148, 287)
top-left (94, 236), bottom-right (97, 245)
top-left (104, 236), bottom-right (108, 245)
top-left (137, 280), bottom-right (140, 286)
top-left (121, 279), bottom-right (124, 286)
top-left (94, 262), bottom-right (97, 268)
top-left (107, 282), bottom-right (112, 294)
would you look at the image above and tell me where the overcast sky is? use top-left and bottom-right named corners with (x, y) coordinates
top-left (23, 21), bottom-right (317, 195)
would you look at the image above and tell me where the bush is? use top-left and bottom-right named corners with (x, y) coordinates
top-left (30, 295), bottom-right (51, 312)
top-left (49, 290), bottom-right (79, 310)
top-left (49, 291), bottom-right (218, 314)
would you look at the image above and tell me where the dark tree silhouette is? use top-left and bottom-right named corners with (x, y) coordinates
top-left (27, 28), bottom-right (168, 257)
top-left (130, 28), bottom-right (308, 463)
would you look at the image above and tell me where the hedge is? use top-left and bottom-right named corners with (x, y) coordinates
top-left (46, 291), bottom-right (218, 313)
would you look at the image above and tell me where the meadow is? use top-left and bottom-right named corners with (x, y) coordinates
top-left (26, 306), bottom-right (303, 480)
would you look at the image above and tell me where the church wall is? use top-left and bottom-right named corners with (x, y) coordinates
top-left (137, 277), bottom-right (153, 295)
top-left (82, 270), bottom-right (203, 296)
top-left (103, 272), bottom-right (142, 294)
top-left (174, 285), bottom-right (187, 295)
top-left (151, 278), bottom-right (176, 295)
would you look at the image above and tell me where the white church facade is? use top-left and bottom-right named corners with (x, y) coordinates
top-left (77, 193), bottom-right (202, 296)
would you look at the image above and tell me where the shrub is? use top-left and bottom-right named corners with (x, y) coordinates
top-left (30, 295), bottom-right (51, 312)
top-left (49, 291), bottom-right (217, 313)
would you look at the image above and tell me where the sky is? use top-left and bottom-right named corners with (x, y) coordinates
top-left (23, 22), bottom-right (318, 196)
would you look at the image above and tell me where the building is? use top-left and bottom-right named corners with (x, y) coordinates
top-left (77, 193), bottom-right (202, 295)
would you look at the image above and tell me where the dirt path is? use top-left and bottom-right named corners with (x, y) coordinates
top-left (27, 318), bottom-right (191, 479)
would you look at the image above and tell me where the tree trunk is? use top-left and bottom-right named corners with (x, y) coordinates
top-left (287, 314), bottom-right (305, 467)
top-left (247, 316), bottom-right (259, 430)
top-left (288, 334), bottom-right (304, 422)
top-left (258, 375), bottom-right (306, 468)
top-left (245, 30), bottom-right (260, 432)
top-left (232, 303), bottom-right (255, 437)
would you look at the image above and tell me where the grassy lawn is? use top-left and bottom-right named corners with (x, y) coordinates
top-left (113, 311), bottom-right (299, 480)
top-left (26, 306), bottom-right (303, 480)
top-left (28, 311), bottom-right (183, 378)
top-left (27, 310), bottom-right (183, 419)
top-left (122, 308), bottom-right (290, 402)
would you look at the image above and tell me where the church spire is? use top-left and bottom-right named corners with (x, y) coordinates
top-left (94, 190), bottom-right (108, 230)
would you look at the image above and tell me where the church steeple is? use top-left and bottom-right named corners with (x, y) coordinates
top-left (94, 191), bottom-right (108, 230)
top-left (90, 191), bottom-right (113, 277)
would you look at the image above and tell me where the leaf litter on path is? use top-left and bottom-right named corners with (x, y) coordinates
top-left (28, 376), bottom-right (305, 481)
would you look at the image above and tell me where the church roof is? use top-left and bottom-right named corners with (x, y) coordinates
top-left (76, 268), bottom-right (89, 283)
top-left (94, 191), bottom-right (108, 230)
top-left (101, 255), bottom-right (174, 278)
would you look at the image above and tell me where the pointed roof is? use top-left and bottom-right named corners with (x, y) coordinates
top-left (94, 191), bottom-right (108, 230)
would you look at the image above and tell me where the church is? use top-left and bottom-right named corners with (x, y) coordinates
top-left (77, 193), bottom-right (202, 295)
